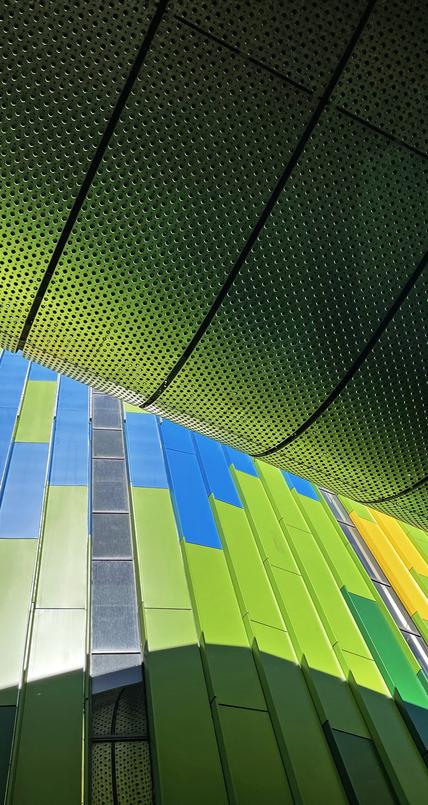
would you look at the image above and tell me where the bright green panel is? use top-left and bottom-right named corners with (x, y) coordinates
top-left (338, 496), bottom-right (375, 521)
top-left (411, 569), bottom-right (428, 598)
top-left (0, 540), bottom-right (37, 705)
top-left (211, 498), bottom-right (286, 630)
top-left (354, 685), bottom-right (428, 803)
top-left (280, 520), bottom-right (373, 659)
top-left (325, 727), bottom-right (395, 804)
top-left (267, 564), bottom-right (341, 676)
top-left (0, 706), bottom-right (15, 804)
top-left (213, 703), bottom-right (293, 805)
top-left (336, 647), bottom-right (389, 695)
top-left (36, 487), bottom-right (88, 608)
top-left (132, 488), bottom-right (192, 610)
top-left (15, 380), bottom-right (56, 443)
top-left (413, 613), bottom-right (428, 644)
top-left (10, 609), bottom-right (86, 805)
top-left (251, 622), bottom-right (347, 805)
top-left (297, 493), bottom-right (374, 599)
top-left (267, 563), bottom-right (369, 737)
top-left (255, 461), bottom-right (309, 532)
top-left (232, 469), bottom-right (300, 573)
top-left (143, 609), bottom-right (228, 805)
top-left (344, 591), bottom-right (428, 708)
top-left (183, 543), bottom-right (266, 709)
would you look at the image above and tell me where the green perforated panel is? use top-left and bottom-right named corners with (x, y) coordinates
top-left (0, 1), bottom-right (426, 526)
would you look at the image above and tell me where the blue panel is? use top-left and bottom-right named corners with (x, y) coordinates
top-left (283, 471), bottom-right (320, 500)
top-left (0, 443), bottom-right (49, 538)
top-left (50, 409), bottom-right (89, 485)
top-left (125, 414), bottom-right (168, 488)
top-left (0, 351), bottom-right (28, 408)
top-left (57, 375), bottom-right (88, 411)
top-left (222, 445), bottom-right (258, 476)
top-left (194, 433), bottom-right (242, 507)
top-left (28, 362), bottom-right (57, 381)
top-left (160, 419), bottom-right (195, 453)
top-left (0, 408), bottom-right (17, 483)
top-left (165, 448), bottom-right (222, 548)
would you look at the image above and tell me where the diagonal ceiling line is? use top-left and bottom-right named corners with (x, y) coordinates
top-left (142, 0), bottom-right (377, 408)
top-left (253, 248), bottom-right (428, 457)
top-left (355, 474), bottom-right (428, 506)
top-left (17, 0), bottom-right (168, 351)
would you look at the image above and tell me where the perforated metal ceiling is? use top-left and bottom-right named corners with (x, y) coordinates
top-left (0, 1), bottom-right (427, 526)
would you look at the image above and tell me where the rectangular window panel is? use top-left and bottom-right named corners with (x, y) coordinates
top-left (92, 513), bottom-right (132, 559)
top-left (93, 428), bottom-right (124, 459)
top-left (0, 443), bottom-right (49, 538)
top-left (374, 581), bottom-right (419, 635)
top-left (401, 633), bottom-right (428, 676)
top-left (92, 394), bottom-right (122, 429)
top-left (320, 489), bottom-right (353, 525)
top-left (91, 560), bottom-right (140, 652)
top-left (92, 459), bottom-right (128, 512)
top-left (91, 653), bottom-right (142, 695)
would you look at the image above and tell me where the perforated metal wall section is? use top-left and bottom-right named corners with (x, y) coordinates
top-left (0, 1), bottom-right (426, 526)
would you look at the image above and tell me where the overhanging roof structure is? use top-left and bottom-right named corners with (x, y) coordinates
top-left (0, 1), bottom-right (426, 526)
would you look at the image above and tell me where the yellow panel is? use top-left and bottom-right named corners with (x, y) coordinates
top-left (352, 514), bottom-right (428, 619)
top-left (370, 509), bottom-right (428, 577)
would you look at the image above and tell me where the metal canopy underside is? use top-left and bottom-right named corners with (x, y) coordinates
top-left (0, 0), bottom-right (426, 527)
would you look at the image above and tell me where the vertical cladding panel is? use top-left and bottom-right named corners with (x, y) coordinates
top-left (372, 509), bottom-right (428, 581)
top-left (143, 607), bottom-right (228, 805)
top-left (324, 726), bottom-right (396, 804)
top-left (165, 446), bottom-right (222, 548)
top-left (232, 469), bottom-right (300, 573)
top-left (296, 493), bottom-right (375, 598)
top-left (14, 380), bottom-right (57, 443)
top-left (0, 443), bottom-right (49, 538)
top-left (27, 364), bottom-right (57, 381)
top-left (213, 703), bottom-right (293, 805)
top-left (211, 498), bottom-right (286, 630)
top-left (255, 460), bottom-right (310, 531)
top-left (131, 487), bottom-right (191, 609)
top-left (125, 413), bottom-right (168, 488)
top-left (222, 445), bottom-right (258, 476)
top-left (283, 472), bottom-right (320, 500)
top-left (0, 706), bottom-right (16, 804)
top-left (50, 378), bottom-right (89, 485)
top-left (401, 522), bottom-right (428, 564)
top-left (10, 609), bottom-right (86, 805)
top-left (36, 486), bottom-right (88, 608)
top-left (352, 513), bottom-right (428, 619)
top-left (0, 351), bottom-right (28, 484)
top-left (193, 432), bottom-right (242, 506)
top-left (249, 621), bottom-right (347, 804)
top-left (182, 541), bottom-right (266, 709)
top-left (0, 540), bottom-right (37, 705)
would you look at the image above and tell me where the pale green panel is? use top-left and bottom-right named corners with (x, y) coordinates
top-left (132, 487), bottom-right (192, 609)
top-left (15, 380), bottom-right (57, 443)
top-left (11, 608), bottom-right (86, 805)
top-left (0, 540), bottom-right (37, 705)
top-left (36, 487), bottom-right (88, 609)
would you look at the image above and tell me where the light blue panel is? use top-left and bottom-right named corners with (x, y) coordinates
top-left (223, 445), bottom-right (258, 476)
top-left (194, 433), bottom-right (242, 507)
top-left (0, 408), bottom-right (17, 483)
top-left (160, 419), bottom-right (194, 453)
top-left (0, 443), bottom-right (49, 538)
top-left (165, 447), bottom-right (222, 548)
top-left (283, 471), bottom-right (320, 500)
top-left (50, 409), bottom-right (89, 486)
top-left (57, 375), bottom-right (88, 412)
top-left (0, 351), bottom-right (28, 408)
top-left (125, 413), bottom-right (168, 488)
top-left (28, 363), bottom-right (57, 381)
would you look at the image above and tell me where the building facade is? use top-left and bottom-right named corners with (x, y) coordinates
top-left (0, 348), bottom-right (428, 804)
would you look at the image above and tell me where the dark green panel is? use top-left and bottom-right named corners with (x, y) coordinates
top-left (0, 706), bottom-right (15, 804)
top-left (324, 725), bottom-right (396, 805)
